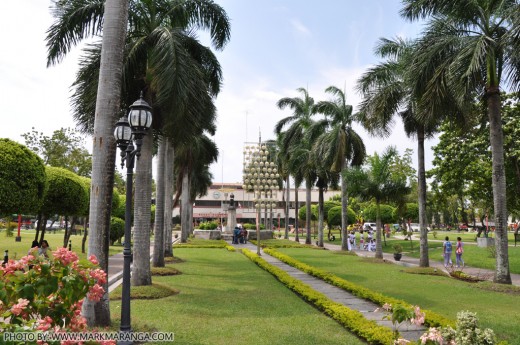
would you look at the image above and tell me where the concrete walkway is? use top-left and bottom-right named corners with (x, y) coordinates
top-left (107, 236), bottom-right (180, 292)
top-left (235, 241), bottom-right (425, 342)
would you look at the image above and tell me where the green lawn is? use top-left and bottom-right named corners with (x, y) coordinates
top-left (276, 247), bottom-right (520, 345)
top-left (376, 236), bottom-right (520, 274)
top-left (110, 248), bottom-right (365, 345)
top-left (0, 229), bottom-right (123, 261)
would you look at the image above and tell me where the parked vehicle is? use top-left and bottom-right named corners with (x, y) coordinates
top-left (35, 220), bottom-right (61, 230)
top-left (409, 223), bottom-right (430, 232)
top-left (363, 222), bottom-right (377, 230)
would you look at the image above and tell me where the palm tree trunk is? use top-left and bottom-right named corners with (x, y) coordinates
top-left (285, 175), bottom-right (290, 239)
top-left (305, 179), bottom-right (312, 244)
top-left (317, 186), bottom-right (324, 247)
top-left (341, 164), bottom-right (349, 251)
top-left (83, 0), bottom-right (129, 327)
top-left (180, 172), bottom-right (190, 242)
top-left (132, 134), bottom-right (153, 286)
top-left (417, 126), bottom-right (429, 267)
top-left (375, 202), bottom-right (383, 259)
top-left (163, 139), bottom-right (174, 257)
top-left (294, 187), bottom-right (299, 242)
top-left (488, 88), bottom-right (512, 284)
top-left (153, 138), bottom-right (166, 267)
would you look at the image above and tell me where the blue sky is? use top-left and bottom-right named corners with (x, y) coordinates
top-left (0, 1), bottom-right (435, 185)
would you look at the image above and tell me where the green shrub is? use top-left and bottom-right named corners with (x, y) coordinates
top-left (241, 249), bottom-right (395, 344)
top-left (263, 248), bottom-right (454, 329)
top-left (110, 217), bottom-right (125, 245)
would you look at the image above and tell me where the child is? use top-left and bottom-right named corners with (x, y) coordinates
top-left (369, 239), bottom-right (376, 252)
top-left (359, 230), bottom-right (365, 250)
top-left (443, 236), bottom-right (453, 268)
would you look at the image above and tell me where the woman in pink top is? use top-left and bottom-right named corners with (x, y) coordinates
top-left (455, 237), bottom-right (464, 268)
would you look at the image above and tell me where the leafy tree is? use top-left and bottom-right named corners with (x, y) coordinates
top-left (328, 206), bottom-right (356, 228)
top-left (0, 139), bottom-right (47, 216)
top-left (39, 167), bottom-right (89, 244)
top-left (346, 147), bottom-right (410, 258)
top-left (363, 203), bottom-right (396, 225)
top-left (400, 0), bottom-right (520, 284)
top-left (21, 128), bottom-right (92, 177)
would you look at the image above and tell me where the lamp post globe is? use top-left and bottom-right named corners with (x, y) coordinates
top-left (114, 93), bottom-right (152, 344)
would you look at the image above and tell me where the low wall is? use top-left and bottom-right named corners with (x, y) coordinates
top-left (477, 237), bottom-right (495, 248)
top-left (246, 230), bottom-right (274, 240)
top-left (193, 230), bottom-right (222, 240)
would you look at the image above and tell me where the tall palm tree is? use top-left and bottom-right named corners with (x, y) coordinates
top-left (356, 37), bottom-right (440, 267)
top-left (163, 138), bottom-right (175, 257)
top-left (56, 0), bottom-right (229, 287)
top-left (314, 86), bottom-right (366, 251)
top-left (400, 0), bottom-right (520, 283)
top-left (174, 133), bottom-right (219, 242)
top-left (47, 0), bottom-right (130, 327)
top-left (275, 87), bottom-right (316, 241)
top-left (346, 147), bottom-right (410, 258)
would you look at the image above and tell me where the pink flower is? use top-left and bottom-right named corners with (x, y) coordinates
top-left (36, 316), bottom-right (53, 331)
top-left (411, 306), bottom-right (426, 326)
top-left (10, 298), bottom-right (30, 316)
top-left (89, 268), bottom-right (107, 285)
top-left (420, 327), bottom-right (444, 344)
top-left (87, 284), bottom-right (105, 302)
top-left (89, 255), bottom-right (99, 265)
top-left (52, 247), bottom-right (79, 266)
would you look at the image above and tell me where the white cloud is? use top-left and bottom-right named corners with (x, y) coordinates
top-left (290, 19), bottom-right (311, 36)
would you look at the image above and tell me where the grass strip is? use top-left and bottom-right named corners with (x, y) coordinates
top-left (263, 247), bottom-right (454, 329)
top-left (241, 248), bottom-right (395, 345)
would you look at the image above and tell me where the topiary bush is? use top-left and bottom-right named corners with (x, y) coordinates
top-left (110, 216), bottom-right (125, 245)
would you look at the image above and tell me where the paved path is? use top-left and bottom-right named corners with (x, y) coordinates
top-left (235, 241), bottom-right (425, 342)
top-left (107, 236), bottom-right (180, 292)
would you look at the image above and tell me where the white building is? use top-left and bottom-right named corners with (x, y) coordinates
top-left (172, 183), bottom-right (339, 227)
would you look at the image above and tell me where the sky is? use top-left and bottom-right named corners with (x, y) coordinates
top-left (0, 0), bottom-right (436, 185)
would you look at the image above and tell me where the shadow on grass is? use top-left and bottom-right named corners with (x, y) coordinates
top-left (110, 282), bottom-right (179, 300)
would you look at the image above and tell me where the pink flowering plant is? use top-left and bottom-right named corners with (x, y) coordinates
top-left (0, 247), bottom-right (109, 344)
top-left (375, 303), bottom-right (426, 344)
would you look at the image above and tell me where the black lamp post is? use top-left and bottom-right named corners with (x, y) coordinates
top-left (114, 93), bottom-right (152, 343)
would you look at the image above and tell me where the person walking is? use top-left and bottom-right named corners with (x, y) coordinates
top-left (455, 236), bottom-right (465, 268)
top-left (443, 236), bottom-right (453, 268)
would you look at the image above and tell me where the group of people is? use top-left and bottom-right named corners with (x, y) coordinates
top-left (443, 236), bottom-right (464, 268)
top-left (28, 240), bottom-right (50, 258)
top-left (232, 226), bottom-right (248, 244)
top-left (347, 230), bottom-right (376, 252)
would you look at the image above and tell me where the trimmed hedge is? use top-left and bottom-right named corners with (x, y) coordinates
top-left (225, 245), bottom-right (236, 252)
top-left (263, 248), bottom-right (454, 329)
top-left (241, 249), bottom-right (395, 345)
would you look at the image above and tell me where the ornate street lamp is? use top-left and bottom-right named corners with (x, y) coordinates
top-left (242, 138), bottom-right (279, 255)
top-left (114, 93), bottom-right (152, 343)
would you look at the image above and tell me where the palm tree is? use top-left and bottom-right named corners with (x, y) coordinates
top-left (275, 88), bottom-right (316, 241)
top-left (163, 138), bottom-right (175, 257)
top-left (314, 86), bottom-right (366, 251)
top-left (55, 0), bottom-right (230, 287)
top-left (356, 37), bottom-right (440, 267)
top-left (400, 0), bottom-right (520, 284)
top-left (346, 147), bottom-right (410, 258)
top-left (47, 0), bottom-right (130, 328)
top-left (174, 133), bottom-right (219, 242)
